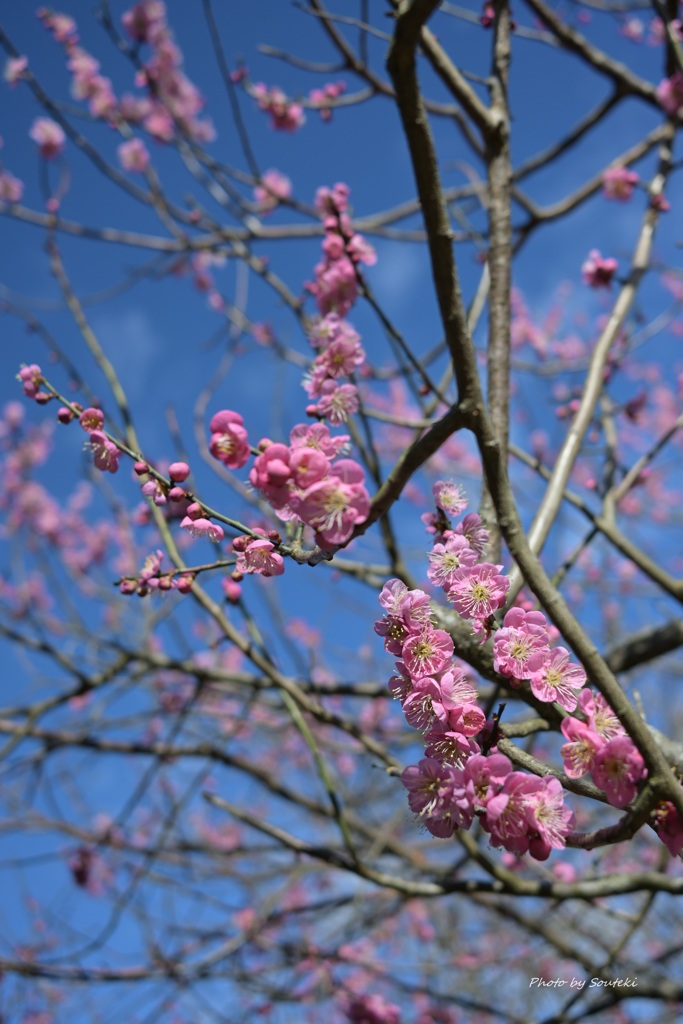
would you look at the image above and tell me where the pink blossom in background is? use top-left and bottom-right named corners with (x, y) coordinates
top-left (656, 71), bottom-right (683, 114)
top-left (253, 169), bottom-right (292, 212)
top-left (118, 137), bottom-right (150, 173)
top-left (602, 166), bottom-right (639, 201)
top-left (252, 83), bottom-right (305, 131)
top-left (0, 170), bottom-right (24, 203)
top-left (29, 117), bottom-right (66, 159)
top-left (4, 56), bottom-right (28, 85)
top-left (582, 249), bottom-right (618, 288)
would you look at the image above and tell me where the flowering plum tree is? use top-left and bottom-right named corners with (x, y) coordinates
top-left (1, 1), bottom-right (683, 1022)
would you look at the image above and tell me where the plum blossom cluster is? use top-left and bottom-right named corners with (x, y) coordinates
top-left (307, 182), bottom-right (376, 317)
top-left (302, 183), bottom-right (376, 423)
top-left (248, 422), bottom-right (369, 547)
top-left (252, 82), bottom-right (305, 131)
top-left (560, 692), bottom-right (647, 808)
top-left (38, 2), bottom-right (214, 144)
top-left (304, 313), bottom-right (364, 424)
top-left (253, 169), bottom-right (292, 213)
top-left (379, 488), bottom-right (683, 858)
top-left (119, 549), bottom-right (194, 596)
top-left (232, 529), bottom-right (284, 578)
top-left (374, 577), bottom-right (575, 859)
top-left (308, 80), bottom-right (346, 121)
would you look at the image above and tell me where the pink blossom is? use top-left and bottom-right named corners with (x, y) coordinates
top-left (289, 422), bottom-right (349, 458)
top-left (591, 736), bottom-right (645, 808)
top-left (252, 83), bottom-right (305, 131)
top-left (118, 138), bottom-right (150, 173)
top-left (484, 771), bottom-right (543, 854)
top-left (427, 534), bottom-right (477, 589)
top-left (402, 628), bottom-right (454, 680)
top-left (253, 169), bottom-right (292, 212)
top-left (78, 407), bottom-right (104, 433)
top-left (432, 480), bottom-right (467, 516)
top-left (454, 512), bottom-right (489, 557)
top-left (560, 717), bottom-right (602, 778)
top-left (582, 249), bottom-right (618, 288)
top-left (578, 689), bottom-right (625, 741)
top-left (493, 607), bottom-right (550, 682)
top-left (122, 1), bottom-right (166, 42)
top-left (87, 430), bottom-right (120, 474)
top-left (180, 516), bottom-right (225, 542)
top-left (652, 800), bottom-right (683, 856)
top-left (345, 993), bottom-right (402, 1024)
top-left (168, 461), bottom-right (190, 483)
top-left (602, 167), bottom-right (639, 201)
top-left (308, 381), bottom-right (360, 424)
top-left (4, 56), bottom-right (28, 86)
top-left (0, 170), bottom-right (23, 203)
top-left (656, 72), bottom-right (683, 115)
top-left (401, 758), bottom-right (459, 838)
top-left (29, 117), bottom-right (66, 159)
top-left (524, 776), bottom-right (575, 854)
top-left (448, 563), bottom-right (509, 626)
top-left (208, 410), bottom-right (250, 469)
top-left (528, 646), bottom-right (586, 710)
top-left (235, 537), bottom-right (284, 577)
top-left (290, 458), bottom-right (370, 546)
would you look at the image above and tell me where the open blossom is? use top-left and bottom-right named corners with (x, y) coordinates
top-left (493, 607), bottom-right (550, 682)
top-left (432, 480), bottom-right (467, 517)
top-left (602, 166), bottom-right (639, 201)
top-left (582, 249), bottom-right (618, 288)
top-left (29, 117), bottom-right (66, 159)
top-left (524, 776), bottom-right (575, 858)
top-left (401, 758), bottom-right (459, 837)
top-left (234, 537), bottom-right (284, 577)
top-left (455, 512), bottom-right (489, 557)
top-left (87, 430), bottom-right (120, 473)
top-left (448, 563), bottom-right (509, 626)
top-left (427, 534), bottom-right (477, 589)
top-left (291, 458), bottom-right (369, 546)
top-left (180, 516), bottom-right (225, 542)
top-left (402, 628), bottom-right (454, 680)
top-left (529, 646), bottom-right (586, 710)
top-left (578, 689), bottom-right (625, 741)
top-left (560, 717), bottom-right (602, 778)
top-left (308, 381), bottom-right (359, 424)
top-left (591, 736), bottom-right (645, 808)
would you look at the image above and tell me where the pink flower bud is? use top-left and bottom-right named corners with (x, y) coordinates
top-left (168, 461), bottom-right (190, 482)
